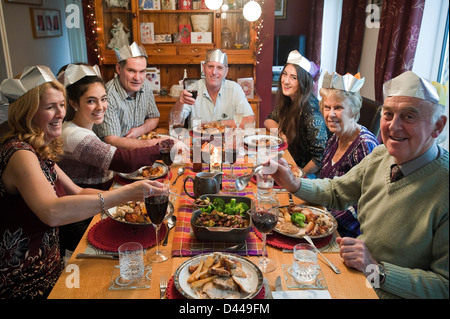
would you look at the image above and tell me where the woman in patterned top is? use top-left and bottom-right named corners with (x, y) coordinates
top-left (318, 72), bottom-right (379, 237)
top-left (264, 51), bottom-right (329, 175)
top-left (0, 66), bottom-right (163, 299)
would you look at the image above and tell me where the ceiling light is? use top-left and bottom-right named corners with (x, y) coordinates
top-left (243, 0), bottom-right (262, 22)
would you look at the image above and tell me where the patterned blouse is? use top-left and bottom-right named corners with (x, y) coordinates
top-left (267, 95), bottom-right (330, 169)
top-left (0, 138), bottom-right (64, 299)
top-left (319, 126), bottom-right (379, 237)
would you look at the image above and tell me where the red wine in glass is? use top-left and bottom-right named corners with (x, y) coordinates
top-left (251, 207), bottom-right (278, 233)
top-left (188, 90), bottom-right (198, 99)
top-left (144, 194), bottom-right (169, 225)
top-left (160, 149), bottom-right (173, 166)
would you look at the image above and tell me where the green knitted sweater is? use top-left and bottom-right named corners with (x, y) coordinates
top-left (296, 145), bottom-right (449, 299)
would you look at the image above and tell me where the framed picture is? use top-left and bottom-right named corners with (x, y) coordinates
top-left (4, 0), bottom-right (42, 5)
top-left (275, 0), bottom-right (287, 20)
top-left (30, 8), bottom-right (62, 38)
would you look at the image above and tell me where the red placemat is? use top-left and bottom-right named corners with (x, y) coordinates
top-left (87, 217), bottom-right (167, 252)
top-left (166, 276), bottom-right (265, 299)
top-left (253, 228), bottom-right (333, 250)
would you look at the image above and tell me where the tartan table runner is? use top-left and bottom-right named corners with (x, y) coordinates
top-left (171, 161), bottom-right (266, 257)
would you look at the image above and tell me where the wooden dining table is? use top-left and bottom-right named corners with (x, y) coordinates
top-left (48, 139), bottom-right (378, 301)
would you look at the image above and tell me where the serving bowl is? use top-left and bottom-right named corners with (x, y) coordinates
top-left (190, 194), bottom-right (252, 243)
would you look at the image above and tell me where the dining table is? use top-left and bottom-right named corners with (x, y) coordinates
top-left (48, 130), bottom-right (378, 301)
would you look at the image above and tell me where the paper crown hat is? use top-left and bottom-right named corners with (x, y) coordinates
top-left (58, 64), bottom-right (102, 88)
top-left (0, 65), bottom-right (56, 103)
top-left (383, 71), bottom-right (440, 104)
top-left (322, 71), bottom-right (365, 93)
top-left (286, 50), bottom-right (319, 77)
top-left (114, 42), bottom-right (148, 62)
top-left (205, 49), bottom-right (228, 67)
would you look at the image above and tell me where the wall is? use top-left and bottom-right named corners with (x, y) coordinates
top-left (1, 0), bottom-right (72, 77)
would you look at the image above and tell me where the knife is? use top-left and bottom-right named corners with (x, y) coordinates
top-left (275, 276), bottom-right (282, 291)
top-left (76, 253), bottom-right (119, 260)
top-left (288, 193), bottom-right (294, 205)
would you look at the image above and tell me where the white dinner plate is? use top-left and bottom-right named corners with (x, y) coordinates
top-left (117, 162), bottom-right (168, 181)
top-left (174, 253), bottom-right (263, 299)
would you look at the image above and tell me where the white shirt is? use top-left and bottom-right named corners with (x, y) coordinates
top-left (181, 79), bottom-right (254, 123)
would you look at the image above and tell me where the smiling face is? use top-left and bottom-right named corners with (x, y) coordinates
top-left (280, 64), bottom-right (299, 100)
top-left (71, 82), bottom-right (107, 129)
top-left (116, 56), bottom-right (147, 96)
top-left (322, 94), bottom-right (357, 137)
top-left (32, 87), bottom-right (66, 144)
top-left (380, 96), bottom-right (447, 164)
top-left (203, 61), bottom-right (228, 92)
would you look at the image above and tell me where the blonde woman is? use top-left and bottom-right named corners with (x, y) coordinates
top-left (0, 66), bottom-right (162, 299)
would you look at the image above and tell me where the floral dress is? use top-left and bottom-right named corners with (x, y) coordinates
top-left (0, 138), bottom-right (64, 299)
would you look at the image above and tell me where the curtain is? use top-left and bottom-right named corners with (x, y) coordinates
top-left (335, 0), bottom-right (367, 75)
top-left (307, 0), bottom-right (324, 94)
top-left (374, 0), bottom-right (426, 102)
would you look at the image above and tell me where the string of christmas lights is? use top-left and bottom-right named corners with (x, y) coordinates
top-left (83, 0), bottom-right (101, 64)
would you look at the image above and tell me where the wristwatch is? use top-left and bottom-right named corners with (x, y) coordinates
top-left (377, 263), bottom-right (386, 285)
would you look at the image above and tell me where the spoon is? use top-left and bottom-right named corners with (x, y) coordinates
top-left (172, 167), bottom-right (185, 185)
top-left (303, 235), bottom-right (341, 274)
top-left (162, 215), bottom-right (177, 246)
top-left (234, 165), bottom-right (263, 191)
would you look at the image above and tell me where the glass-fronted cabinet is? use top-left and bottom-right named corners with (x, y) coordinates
top-left (95, 0), bottom-right (256, 65)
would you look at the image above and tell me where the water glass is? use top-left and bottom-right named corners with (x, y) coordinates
top-left (292, 243), bottom-right (319, 283)
top-left (255, 171), bottom-right (274, 200)
top-left (118, 242), bottom-right (145, 281)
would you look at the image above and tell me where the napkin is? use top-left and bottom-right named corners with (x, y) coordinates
top-left (272, 290), bottom-right (332, 299)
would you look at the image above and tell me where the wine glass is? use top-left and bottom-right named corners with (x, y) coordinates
top-left (144, 183), bottom-right (171, 263)
top-left (234, 105), bottom-right (244, 129)
top-left (250, 198), bottom-right (278, 273)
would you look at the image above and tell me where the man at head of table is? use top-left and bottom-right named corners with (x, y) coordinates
top-left (170, 49), bottom-right (255, 128)
top-left (94, 42), bottom-right (164, 149)
top-left (269, 71), bottom-right (448, 299)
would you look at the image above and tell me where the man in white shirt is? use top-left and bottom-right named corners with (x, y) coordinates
top-left (171, 49), bottom-right (255, 128)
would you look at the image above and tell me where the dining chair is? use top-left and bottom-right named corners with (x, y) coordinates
top-left (359, 97), bottom-right (382, 138)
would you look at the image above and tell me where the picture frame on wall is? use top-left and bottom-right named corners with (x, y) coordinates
top-left (275, 0), bottom-right (287, 20)
top-left (30, 8), bottom-right (62, 38)
top-left (4, 0), bottom-right (42, 5)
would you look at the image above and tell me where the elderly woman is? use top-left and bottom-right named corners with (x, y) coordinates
top-left (318, 72), bottom-right (379, 237)
top-left (0, 66), bottom-right (162, 299)
top-left (264, 50), bottom-right (329, 175)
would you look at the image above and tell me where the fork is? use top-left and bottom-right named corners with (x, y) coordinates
top-left (160, 275), bottom-right (168, 299)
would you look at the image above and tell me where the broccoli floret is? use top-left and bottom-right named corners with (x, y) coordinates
top-left (291, 213), bottom-right (306, 227)
top-left (235, 202), bottom-right (250, 215)
top-left (212, 198), bottom-right (226, 211)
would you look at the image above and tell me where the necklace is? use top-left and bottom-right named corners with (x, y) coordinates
top-left (334, 125), bottom-right (361, 159)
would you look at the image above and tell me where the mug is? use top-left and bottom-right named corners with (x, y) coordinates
top-left (183, 172), bottom-right (221, 199)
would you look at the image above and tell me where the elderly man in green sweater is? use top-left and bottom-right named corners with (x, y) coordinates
top-left (269, 71), bottom-right (448, 299)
